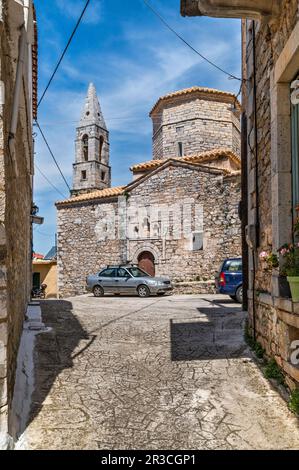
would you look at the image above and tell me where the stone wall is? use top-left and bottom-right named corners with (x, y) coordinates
top-left (244, 0), bottom-right (299, 387)
top-left (0, 0), bottom-right (35, 446)
top-left (57, 164), bottom-right (241, 298)
top-left (57, 200), bottom-right (126, 298)
top-left (151, 93), bottom-right (241, 160)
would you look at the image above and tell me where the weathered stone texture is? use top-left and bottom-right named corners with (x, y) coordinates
top-left (245, 0), bottom-right (299, 386)
top-left (57, 165), bottom-right (241, 298)
top-left (57, 201), bottom-right (126, 298)
top-left (0, 0), bottom-right (35, 444)
top-left (152, 94), bottom-right (240, 160)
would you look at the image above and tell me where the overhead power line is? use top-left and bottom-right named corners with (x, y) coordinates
top-left (35, 163), bottom-right (67, 199)
top-left (143, 0), bottom-right (241, 82)
top-left (35, 120), bottom-right (71, 193)
top-left (34, 229), bottom-right (55, 239)
top-left (38, 0), bottom-right (91, 108)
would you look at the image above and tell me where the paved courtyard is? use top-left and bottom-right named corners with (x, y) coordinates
top-left (19, 294), bottom-right (299, 449)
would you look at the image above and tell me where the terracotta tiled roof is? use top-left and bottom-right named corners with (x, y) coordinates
top-left (150, 86), bottom-right (240, 115)
top-left (56, 186), bottom-right (125, 206)
top-left (130, 148), bottom-right (241, 173)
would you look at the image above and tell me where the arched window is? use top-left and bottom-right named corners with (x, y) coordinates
top-left (99, 136), bottom-right (104, 161)
top-left (82, 134), bottom-right (88, 161)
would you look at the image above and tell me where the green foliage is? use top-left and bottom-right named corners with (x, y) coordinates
top-left (289, 389), bottom-right (299, 415)
top-left (254, 342), bottom-right (265, 359)
top-left (285, 265), bottom-right (299, 276)
top-left (244, 321), bottom-right (265, 358)
top-left (267, 253), bottom-right (279, 268)
top-left (279, 243), bottom-right (299, 277)
top-left (259, 251), bottom-right (279, 270)
top-left (264, 359), bottom-right (285, 385)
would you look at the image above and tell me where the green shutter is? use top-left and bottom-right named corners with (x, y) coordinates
top-left (292, 101), bottom-right (299, 214)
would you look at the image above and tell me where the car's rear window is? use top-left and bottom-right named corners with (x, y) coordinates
top-left (223, 260), bottom-right (242, 272)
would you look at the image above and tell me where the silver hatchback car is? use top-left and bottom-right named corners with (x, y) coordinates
top-left (86, 265), bottom-right (173, 297)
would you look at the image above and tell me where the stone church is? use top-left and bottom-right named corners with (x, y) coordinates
top-left (56, 83), bottom-right (242, 297)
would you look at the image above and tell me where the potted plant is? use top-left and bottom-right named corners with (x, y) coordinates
top-left (279, 243), bottom-right (299, 302)
top-left (259, 251), bottom-right (279, 270)
top-left (259, 250), bottom-right (291, 297)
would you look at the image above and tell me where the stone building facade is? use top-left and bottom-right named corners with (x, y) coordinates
top-left (181, 0), bottom-right (299, 388)
top-left (57, 86), bottom-right (242, 298)
top-left (0, 0), bottom-right (37, 447)
top-left (151, 87), bottom-right (241, 160)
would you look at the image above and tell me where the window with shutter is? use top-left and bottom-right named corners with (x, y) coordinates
top-left (292, 99), bottom-right (299, 216)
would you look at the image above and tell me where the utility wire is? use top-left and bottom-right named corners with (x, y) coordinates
top-left (35, 163), bottom-right (67, 199)
top-left (38, 0), bottom-right (91, 108)
top-left (35, 120), bottom-right (71, 193)
top-left (35, 229), bottom-right (55, 238)
top-left (143, 0), bottom-right (241, 82)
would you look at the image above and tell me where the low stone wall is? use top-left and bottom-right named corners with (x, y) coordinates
top-left (173, 280), bottom-right (216, 295)
top-left (248, 292), bottom-right (299, 389)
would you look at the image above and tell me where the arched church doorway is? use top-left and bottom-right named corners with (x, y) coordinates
top-left (138, 251), bottom-right (155, 276)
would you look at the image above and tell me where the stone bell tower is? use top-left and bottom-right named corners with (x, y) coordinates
top-left (72, 83), bottom-right (111, 195)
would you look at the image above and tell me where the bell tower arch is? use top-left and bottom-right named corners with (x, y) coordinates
top-left (72, 83), bottom-right (111, 195)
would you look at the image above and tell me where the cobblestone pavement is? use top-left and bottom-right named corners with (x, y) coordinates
top-left (19, 294), bottom-right (299, 450)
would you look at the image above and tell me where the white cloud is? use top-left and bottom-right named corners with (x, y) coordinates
top-left (55, 0), bottom-right (102, 25)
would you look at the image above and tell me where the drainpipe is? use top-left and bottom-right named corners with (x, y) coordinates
top-left (23, 0), bottom-right (30, 30)
top-left (241, 20), bottom-right (248, 312)
top-left (251, 20), bottom-right (259, 341)
top-left (252, 21), bottom-right (260, 248)
top-left (9, 1), bottom-right (32, 169)
top-left (8, 25), bottom-right (27, 173)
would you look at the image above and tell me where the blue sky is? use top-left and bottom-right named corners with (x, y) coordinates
top-left (33, 0), bottom-right (241, 255)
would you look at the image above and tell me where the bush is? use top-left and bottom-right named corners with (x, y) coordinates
top-left (244, 321), bottom-right (264, 358)
top-left (289, 389), bottom-right (299, 415)
top-left (254, 342), bottom-right (265, 359)
top-left (264, 359), bottom-right (285, 385)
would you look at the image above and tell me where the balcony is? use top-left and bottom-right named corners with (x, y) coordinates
top-left (181, 0), bottom-right (280, 19)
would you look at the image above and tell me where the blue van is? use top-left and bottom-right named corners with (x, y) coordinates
top-left (215, 258), bottom-right (243, 303)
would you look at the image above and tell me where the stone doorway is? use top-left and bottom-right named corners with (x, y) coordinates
top-left (138, 251), bottom-right (155, 276)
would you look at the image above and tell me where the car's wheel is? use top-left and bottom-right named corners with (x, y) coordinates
top-left (137, 285), bottom-right (150, 298)
top-left (93, 285), bottom-right (104, 297)
top-left (236, 286), bottom-right (243, 304)
top-left (229, 295), bottom-right (237, 301)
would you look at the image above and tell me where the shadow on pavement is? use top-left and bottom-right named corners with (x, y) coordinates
top-left (27, 300), bottom-right (91, 430)
top-left (170, 302), bottom-right (249, 361)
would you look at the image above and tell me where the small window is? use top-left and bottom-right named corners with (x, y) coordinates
top-left (117, 268), bottom-right (130, 278)
top-left (178, 142), bottom-right (184, 157)
top-left (291, 91), bottom-right (299, 215)
top-left (81, 170), bottom-right (87, 180)
top-left (82, 134), bottom-right (88, 161)
top-left (223, 260), bottom-right (242, 272)
top-left (99, 268), bottom-right (116, 277)
top-left (99, 136), bottom-right (104, 161)
top-left (192, 232), bottom-right (203, 251)
top-left (101, 171), bottom-right (105, 181)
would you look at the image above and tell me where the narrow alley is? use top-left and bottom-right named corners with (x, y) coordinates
top-left (18, 294), bottom-right (299, 450)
